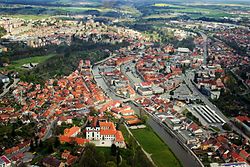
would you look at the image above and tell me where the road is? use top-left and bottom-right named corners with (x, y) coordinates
top-left (42, 104), bottom-right (59, 141)
top-left (148, 117), bottom-right (202, 167)
top-left (184, 72), bottom-right (250, 140)
top-left (120, 61), bottom-right (143, 85)
top-left (92, 65), bottom-right (123, 100)
top-left (42, 119), bottom-right (56, 141)
top-left (0, 78), bottom-right (19, 98)
top-left (199, 32), bottom-right (208, 65)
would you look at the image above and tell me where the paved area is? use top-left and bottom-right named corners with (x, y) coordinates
top-left (0, 78), bottom-right (19, 98)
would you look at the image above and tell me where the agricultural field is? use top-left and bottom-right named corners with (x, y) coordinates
top-left (138, 2), bottom-right (250, 21)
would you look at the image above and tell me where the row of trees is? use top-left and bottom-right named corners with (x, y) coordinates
top-left (5, 38), bottom-right (128, 84)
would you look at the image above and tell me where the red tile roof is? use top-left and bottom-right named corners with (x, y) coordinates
top-left (235, 116), bottom-right (250, 122)
top-left (64, 126), bottom-right (80, 137)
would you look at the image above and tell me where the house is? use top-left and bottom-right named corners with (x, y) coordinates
top-left (122, 115), bottom-right (142, 126)
top-left (210, 162), bottom-right (249, 167)
top-left (59, 136), bottom-right (89, 146)
top-left (111, 106), bottom-right (135, 116)
top-left (66, 154), bottom-right (77, 166)
top-left (177, 47), bottom-right (190, 53)
top-left (57, 116), bottom-right (73, 126)
top-left (0, 155), bottom-right (11, 167)
top-left (187, 123), bottom-right (203, 135)
top-left (5, 146), bottom-right (19, 155)
top-left (42, 156), bottom-right (64, 167)
top-left (0, 45), bottom-right (8, 53)
top-left (151, 86), bottom-right (164, 94)
top-left (61, 150), bottom-right (77, 166)
top-left (235, 116), bottom-right (250, 136)
top-left (61, 150), bottom-right (70, 160)
top-left (64, 126), bottom-right (81, 137)
top-left (239, 150), bottom-right (250, 160)
top-left (178, 130), bottom-right (197, 145)
top-left (0, 75), bottom-right (9, 84)
top-left (137, 87), bottom-right (153, 96)
top-left (59, 126), bottom-right (89, 146)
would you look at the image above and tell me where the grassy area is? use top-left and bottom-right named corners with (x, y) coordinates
top-left (153, 3), bottom-right (184, 8)
top-left (149, 3), bottom-right (246, 19)
top-left (96, 147), bottom-right (111, 155)
top-left (7, 14), bottom-right (50, 20)
top-left (49, 6), bottom-right (115, 13)
top-left (131, 126), bottom-right (181, 167)
top-left (119, 5), bottom-right (142, 17)
top-left (119, 124), bottom-right (130, 141)
top-left (144, 13), bottom-right (179, 19)
top-left (1, 54), bottom-right (55, 71)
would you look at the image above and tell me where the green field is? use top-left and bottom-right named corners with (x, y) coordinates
top-left (119, 124), bottom-right (130, 141)
top-left (7, 14), bottom-right (51, 20)
top-left (96, 147), bottom-right (111, 155)
top-left (131, 127), bottom-right (182, 167)
top-left (148, 3), bottom-right (250, 19)
top-left (49, 6), bottom-right (115, 13)
top-left (1, 54), bottom-right (54, 71)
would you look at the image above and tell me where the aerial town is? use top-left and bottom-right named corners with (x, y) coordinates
top-left (0, 0), bottom-right (250, 167)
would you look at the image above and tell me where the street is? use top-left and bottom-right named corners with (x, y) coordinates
top-left (199, 31), bottom-right (208, 65)
top-left (0, 78), bottom-right (19, 98)
top-left (92, 65), bottom-right (123, 100)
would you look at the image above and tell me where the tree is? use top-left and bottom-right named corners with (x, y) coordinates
top-left (89, 107), bottom-right (99, 116)
top-left (105, 161), bottom-right (116, 167)
top-left (30, 140), bottom-right (34, 151)
top-left (47, 143), bottom-right (54, 153)
top-left (0, 57), bottom-right (10, 64)
top-left (141, 115), bottom-right (148, 124)
top-left (54, 137), bottom-right (60, 148)
top-left (80, 143), bottom-right (98, 167)
top-left (111, 144), bottom-right (117, 156)
top-left (116, 148), bottom-right (120, 166)
top-left (39, 140), bottom-right (43, 148)
top-left (0, 27), bottom-right (6, 38)
top-left (222, 123), bottom-right (232, 131)
top-left (34, 136), bottom-right (39, 147)
top-left (96, 150), bottom-right (106, 167)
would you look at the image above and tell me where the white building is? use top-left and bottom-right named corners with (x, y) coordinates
top-left (86, 118), bottom-right (125, 148)
top-left (137, 87), bottom-right (153, 96)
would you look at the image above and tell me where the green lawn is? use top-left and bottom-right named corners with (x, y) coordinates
top-left (119, 124), bottom-right (130, 141)
top-left (131, 127), bottom-right (182, 167)
top-left (96, 147), bottom-right (111, 155)
top-left (1, 54), bottom-right (55, 71)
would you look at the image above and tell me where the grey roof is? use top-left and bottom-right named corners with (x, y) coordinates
top-left (0, 75), bottom-right (9, 79)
